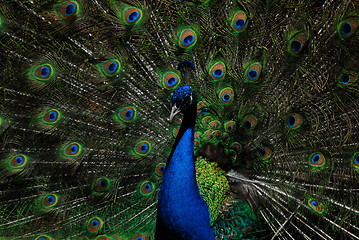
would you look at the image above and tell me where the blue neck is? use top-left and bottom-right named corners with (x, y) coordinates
top-left (156, 108), bottom-right (214, 240)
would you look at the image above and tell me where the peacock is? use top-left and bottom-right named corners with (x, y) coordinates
top-left (0, 0), bottom-right (358, 239)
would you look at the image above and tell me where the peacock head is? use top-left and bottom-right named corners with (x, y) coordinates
top-left (170, 86), bottom-right (197, 121)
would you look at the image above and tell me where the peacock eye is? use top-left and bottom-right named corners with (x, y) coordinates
top-left (162, 72), bottom-right (181, 89)
top-left (59, 1), bottom-right (79, 19)
top-left (308, 152), bottom-right (327, 171)
top-left (133, 235), bottom-right (148, 240)
top-left (338, 18), bottom-right (358, 39)
top-left (116, 106), bottom-right (137, 122)
top-left (87, 217), bottom-right (103, 233)
top-left (341, 73), bottom-right (350, 84)
top-left (43, 109), bottom-right (61, 124)
top-left (95, 236), bottom-right (111, 240)
top-left (338, 72), bottom-right (357, 86)
top-left (124, 7), bottom-right (143, 25)
top-left (244, 62), bottom-right (261, 82)
top-left (230, 11), bottom-right (248, 32)
top-left (308, 199), bottom-right (325, 214)
top-left (257, 146), bottom-right (272, 161)
top-left (43, 194), bottom-right (58, 208)
top-left (201, 116), bottom-right (213, 127)
top-left (218, 87), bottom-right (234, 104)
top-left (102, 60), bottom-right (121, 76)
top-left (32, 64), bottom-right (55, 82)
top-left (9, 154), bottom-right (28, 169)
top-left (155, 163), bottom-right (166, 176)
top-left (208, 62), bottom-right (226, 81)
top-left (309, 152), bottom-right (325, 165)
top-left (351, 152), bottom-right (359, 169)
top-left (230, 142), bottom-right (242, 153)
top-left (225, 121), bottom-right (236, 133)
top-left (63, 142), bottom-right (83, 157)
top-left (35, 235), bottom-right (51, 240)
top-left (286, 113), bottom-right (302, 129)
top-left (288, 32), bottom-right (306, 55)
top-left (194, 132), bottom-right (201, 140)
top-left (93, 177), bottom-right (111, 192)
top-left (139, 181), bottom-right (155, 196)
top-left (178, 28), bottom-right (197, 48)
top-left (134, 141), bottom-right (152, 156)
top-left (209, 120), bottom-right (221, 129)
top-left (243, 115), bottom-right (257, 129)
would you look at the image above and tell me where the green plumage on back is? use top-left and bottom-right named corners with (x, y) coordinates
top-left (0, 0), bottom-right (358, 239)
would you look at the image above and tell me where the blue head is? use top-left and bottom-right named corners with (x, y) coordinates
top-left (170, 86), bottom-right (197, 121)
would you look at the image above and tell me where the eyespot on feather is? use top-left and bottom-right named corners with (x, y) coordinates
top-left (288, 32), bottom-right (306, 55)
top-left (178, 28), bottom-right (197, 49)
top-left (162, 72), bottom-right (181, 89)
top-left (212, 130), bottom-right (221, 138)
top-left (244, 62), bottom-right (261, 82)
top-left (9, 154), bottom-right (28, 170)
top-left (132, 234), bottom-right (150, 240)
top-left (87, 217), bottom-right (103, 233)
top-left (257, 147), bottom-right (271, 161)
top-left (208, 62), bottom-right (226, 81)
top-left (124, 7), bottom-right (143, 25)
top-left (134, 140), bottom-right (152, 156)
top-left (30, 64), bottom-right (55, 82)
top-left (219, 87), bottom-right (234, 104)
top-left (95, 236), bottom-right (112, 240)
top-left (230, 11), bottom-right (248, 32)
top-left (209, 120), bottom-right (221, 130)
top-left (243, 115), bottom-right (257, 129)
top-left (351, 152), bottom-right (359, 170)
top-left (115, 106), bottom-right (137, 123)
top-left (201, 116), bottom-right (214, 127)
top-left (102, 60), bottom-right (121, 76)
top-left (139, 181), bottom-right (155, 196)
top-left (63, 142), bottom-right (83, 157)
top-left (224, 121), bottom-right (236, 133)
top-left (194, 132), bottom-right (201, 140)
top-left (42, 109), bottom-right (61, 124)
top-left (308, 152), bottom-right (326, 171)
top-left (93, 177), bottom-right (111, 192)
top-left (286, 113), bottom-right (302, 129)
top-left (230, 142), bottom-right (242, 153)
top-left (155, 163), bottom-right (166, 176)
top-left (204, 129), bottom-right (213, 139)
top-left (308, 198), bottom-right (325, 214)
top-left (35, 235), bottom-right (52, 240)
top-left (338, 18), bottom-right (358, 39)
top-left (42, 194), bottom-right (59, 208)
top-left (197, 101), bottom-right (209, 115)
top-left (59, 1), bottom-right (79, 19)
top-left (338, 72), bottom-right (357, 86)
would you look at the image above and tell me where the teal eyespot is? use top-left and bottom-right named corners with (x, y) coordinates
top-left (218, 88), bottom-right (234, 104)
top-left (178, 28), bottom-right (197, 49)
top-left (124, 7), bottom-right (143, 25)
top-left (230, 11), bottom-right (248, 32)
top-left (59, 1), bottom-right (79, 19)
top-left (338, 18), bottom-right (358, 39)
top-left (244, 62), bottom-right (261, 82)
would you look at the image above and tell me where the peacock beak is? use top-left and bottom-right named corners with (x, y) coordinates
top-left (169, 104), bottom-right (181, 122)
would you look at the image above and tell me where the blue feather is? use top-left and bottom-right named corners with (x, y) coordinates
top-left (156, 86), bottom-right (214, 240)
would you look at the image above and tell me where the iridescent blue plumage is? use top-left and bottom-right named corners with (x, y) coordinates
top-left (156, 86), bottom-right (214, 240)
